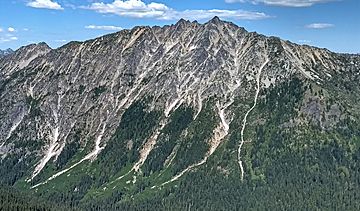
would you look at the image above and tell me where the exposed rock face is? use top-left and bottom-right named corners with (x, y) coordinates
top-left (0, 48), bottom-right (14, 58)
top-left (0, 17), bottom-right (359, 200)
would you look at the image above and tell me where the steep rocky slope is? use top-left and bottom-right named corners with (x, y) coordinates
top-left (1, 17), bottom-right (360, 209)
top-left (0, 48), bottom-right (14, 58)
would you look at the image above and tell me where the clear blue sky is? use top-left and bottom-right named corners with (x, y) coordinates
top-left (0, 0), bottom-right (359, 53)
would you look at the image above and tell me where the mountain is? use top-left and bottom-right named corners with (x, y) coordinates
top-left (1, 17), bottom-right (360, 210)
top-left (0, 48), bottom-right (14, 58)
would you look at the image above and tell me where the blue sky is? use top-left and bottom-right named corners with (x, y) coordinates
top-left (0, 0), bottom-right (359, 53)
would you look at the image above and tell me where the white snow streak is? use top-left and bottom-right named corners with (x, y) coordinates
top-left (159, 123), bottom-right (228, 187)
top-left (157, 101), bottom-right (232, 187)
top-left (163, 145), bottom-right (179, 168)
top-left (31, 122), bottom-right (107, 188)
top-left (93, 123), bottom-right (106, 158)
top-left (29, 95), bottom-right (63, 181)
top-left (217, 101), bottom-right (229, 132)
top-left (32, 148), bottom-right (98, 188)
top-left (164, 97), bottom-right (182, 117)
top-left (32, 64), bottom-right (149, 187)
top-left (237, 58), bottom-right (269, 181)
top-left (5, 110), bottom-right (26, 141)
top-left (115, 120), bottom-right (167, 183)
top-left (193, 90), bottom-right (203, 120)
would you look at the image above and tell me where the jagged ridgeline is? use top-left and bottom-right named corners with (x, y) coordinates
top-left (0, 48), bottom-right (14, 58)
top-left (1, 17), bottom-right (360, 210)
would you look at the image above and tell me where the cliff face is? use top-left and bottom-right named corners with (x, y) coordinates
top-left (0, 17), bottom-right (360, 209)
top-left (0, 48), bottom-right (14, 58)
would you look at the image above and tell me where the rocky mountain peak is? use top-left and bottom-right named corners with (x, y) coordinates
top-left (0, 48), bottom-right (14, 57)
top-left (176, 18), bottom-right (190, 26)
top-left (0, 42), bottom-right (51, 76)
top-left (0, 18), bottom-right (359, 210)
top-left (209, 16), bottom-right (222, 24)
top-left (16, 42), bottom-right (51, 53)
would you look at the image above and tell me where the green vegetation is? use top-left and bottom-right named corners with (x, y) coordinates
top-left (0, 185), bottom-right (75, 210)
top-left (2, 74), bottom-right (360, 210)
top-left (170, 101), bottom-right (217, 174)
top-left (78, 85), bottom-right (86, 95)
top-left (94, 99), bottom-right (161, 185)
top-left (142, 106), bottom-right (194, 176)
top-left (92, 86), bottom-right (106, 99)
